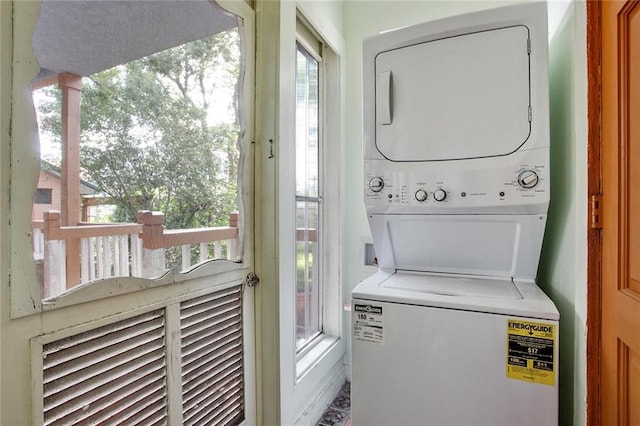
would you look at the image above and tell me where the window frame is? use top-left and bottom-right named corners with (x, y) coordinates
top-left (294, 39), bottom-right (324, 355)
top-left (34, 188), bottom-right (53, 205)
top-left (292, 16), bottom-right (342, 379)
top-left (256, 2), bottom-right (345, 423)
top-left (9, 0), bottom-right (255, 319)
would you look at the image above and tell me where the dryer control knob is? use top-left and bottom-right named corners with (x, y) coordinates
top-left (415, 189), bottom-right (428, 202)
top-left (518, 170), bottom-right (539, 189)
top-left (433, 189), bottom-right (447, 202)
top-left (369, 177), bottom-right (385, 193)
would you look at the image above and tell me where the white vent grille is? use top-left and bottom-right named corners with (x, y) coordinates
top-left (181, 285), bottom-right (244, 426)
top-left (42, 310), bottom-right (167, 425)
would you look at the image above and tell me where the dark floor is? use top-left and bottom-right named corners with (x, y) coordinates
top-left (316, 381), bottom-right (351, 426)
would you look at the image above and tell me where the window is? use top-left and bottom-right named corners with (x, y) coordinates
top-left (281, 13), bottom-right (344, 420)
top-left (295, 40), bottom-right (322, 352)
top-left (34, 188), bottom-right (53, 204)
top-left (30, 5), bottom-right (246, 300)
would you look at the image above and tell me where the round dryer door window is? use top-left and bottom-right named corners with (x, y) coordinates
top-left (374, 25), bottom-right (531, 162)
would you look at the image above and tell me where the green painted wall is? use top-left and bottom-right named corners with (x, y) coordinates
top-left (539, 2), bottom-right (588, 425)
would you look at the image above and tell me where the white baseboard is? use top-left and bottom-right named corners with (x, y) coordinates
top-left (295, 361), bottom-right (347, 426)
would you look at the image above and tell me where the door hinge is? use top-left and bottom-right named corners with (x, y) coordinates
top-left (527, 38), bottom-right (531, 54)
top-left (245, 272), bottom-right (259, 287)
top-left (590, 194), bottom-right (603, 229)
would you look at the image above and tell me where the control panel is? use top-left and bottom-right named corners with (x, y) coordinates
top-left (364, 150), bottom-right (549, 214)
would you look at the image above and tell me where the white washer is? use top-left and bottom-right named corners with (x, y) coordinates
top-left (352, 2), bottom-right (558, 425)
top-left (352, 270), bottom-right (559, 426)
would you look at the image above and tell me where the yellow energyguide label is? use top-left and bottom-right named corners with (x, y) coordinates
top-left (506, 319), bottom-right (556, 386)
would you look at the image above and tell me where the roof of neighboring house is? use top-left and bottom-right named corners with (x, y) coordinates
top-left (40, 160), bottom-right (102, 195)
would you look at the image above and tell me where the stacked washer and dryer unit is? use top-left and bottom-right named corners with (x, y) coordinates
top-left (351, 2), bottom-right (559, 425)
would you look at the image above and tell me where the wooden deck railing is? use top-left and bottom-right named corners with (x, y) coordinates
top-left (135, 210), bottom-right (239, 276)
top-left (36, 210), bottom-right (239, 298)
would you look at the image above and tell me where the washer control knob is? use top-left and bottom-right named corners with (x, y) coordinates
top-left (369, 177), bottom-right (385, 193)
top-left (415, 189), bottom-right (428, 202)
top-left (517, 170), bottom-right (539, 189)
top-left (433, 189), bottom-right (447, 202)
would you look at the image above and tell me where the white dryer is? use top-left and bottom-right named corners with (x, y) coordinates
top-left (351, 2), bottom-right (559, 425)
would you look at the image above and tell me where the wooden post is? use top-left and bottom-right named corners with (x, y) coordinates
top-left (42, 211), bottom-right (66, 298)
top-left (227, 211), bottom-right (239, 260)
top-left (43, 210), bottom-right (61, 238)
top-left (59, 72), bottom-right (83, 287)
top-left (81, 198), bottom-right (89, 222)
top-left (137, 211), bottom-right (167, 278)
top-left (229, 211), bottom-right (239, 228)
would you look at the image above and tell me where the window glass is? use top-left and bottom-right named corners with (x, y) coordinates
top-left (295, 43), bottom-right (322, 351)
top-left (34, 188), bottom-right (53, 204)
top-left (31, 12), bottom-right (244, 299)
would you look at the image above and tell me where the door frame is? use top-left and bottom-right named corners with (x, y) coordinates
top-left (586, 1), bottom-right (602, 425)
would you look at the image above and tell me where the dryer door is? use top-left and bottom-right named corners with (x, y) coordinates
top-left (375, 25), bottom-right (531, 161)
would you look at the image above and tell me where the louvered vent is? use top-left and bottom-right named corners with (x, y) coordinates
top-left (181, 285), bottom-right (244, 426)
top-left (42, 310), bottom-right (167, 425)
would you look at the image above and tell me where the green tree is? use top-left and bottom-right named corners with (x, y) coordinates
top-left (37, 30), bottom-right (241, 230)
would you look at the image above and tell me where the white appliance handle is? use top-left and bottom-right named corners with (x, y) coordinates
top-left (378, 70), bottom-right (393, 125)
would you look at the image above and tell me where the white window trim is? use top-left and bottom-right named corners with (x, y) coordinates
top-left (294, 37), bottom-right (345, 380)
top-left (274, 2), bottom-right (346, 424)
top-left (294, 37), bottom-right (324, 358)
top-left (292, 11), bottom-right (343, 369)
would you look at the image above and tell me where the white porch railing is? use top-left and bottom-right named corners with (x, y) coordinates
top-left (32, 221), bottom-right (45, 261)
top-left (80, 234), bottom-right (134, 282)
top-left (39, 210), bottom-right (239, 299)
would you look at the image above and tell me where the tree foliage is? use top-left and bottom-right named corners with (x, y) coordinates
top-left (37, 30), bottom-right (241, 230)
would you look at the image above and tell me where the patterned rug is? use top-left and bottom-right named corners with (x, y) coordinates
top-left (316, 381), bottom-right (351, 426)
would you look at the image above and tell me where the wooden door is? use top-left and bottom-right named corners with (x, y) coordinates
top-left (601, 1), bottom-right (640, 423)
